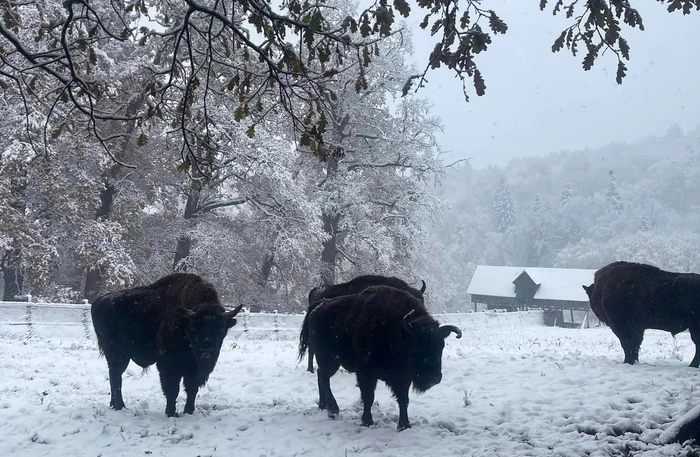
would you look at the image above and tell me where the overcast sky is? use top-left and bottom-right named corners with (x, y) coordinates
top-left (402, 1), bottom-right (700, 169)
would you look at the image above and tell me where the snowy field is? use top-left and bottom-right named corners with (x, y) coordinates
top-left (2, 321), bottom-right (700, 456)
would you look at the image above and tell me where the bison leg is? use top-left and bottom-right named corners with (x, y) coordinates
top-left (316, 359), bottom-right (340, 418)
top-left (689, 327), bottom-right (700, 368)
top-left (617, 329), bottom-right (644, 365)
top-left (182, 373), bottom-right (199, 415)
top-left (157, 360), bottom-right (182, 417)
top-left (356, 371), bottom-right (377, 427)
top-left (307, 347), bottom-right (315, 373)
top-left (105, 354), bottom-right (129, 411)
top-left (392, 382), bottom-right (412, 431)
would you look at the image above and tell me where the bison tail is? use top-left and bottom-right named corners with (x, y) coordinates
top-left (297, 309), bottom-right (311, 362)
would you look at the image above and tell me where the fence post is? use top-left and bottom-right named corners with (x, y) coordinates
top-left (82, 309), bottom-right (90, 340)
top-left (25, 305), bottom-right (33, 339)
top-left (273, 311), bottom-right (279, 339)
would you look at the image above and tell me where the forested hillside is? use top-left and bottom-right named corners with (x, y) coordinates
top-left (422, 124), bottom-right (700, 311)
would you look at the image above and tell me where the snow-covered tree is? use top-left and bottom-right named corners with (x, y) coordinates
top-left (492, 175), bottom-right (516, 233)
top-left (606, 171), bottom-right (624, 214)
top-left (532, 195), bottom-right (543, 214)
top-left (1, 0), bottom-right (687, 170)
top-left (294, 25), bottom-right (444, 287)
top-left (560, 183), bottom-right (573, 206)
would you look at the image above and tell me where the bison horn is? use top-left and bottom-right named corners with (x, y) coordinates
top-left (419, 280), bottom-right (426, 294)
top-left (225, 304), bottom-right (244, 319)
top-left (179, 307), bottom-right (196, 318)
top-left (438, 325), bottom-right (462, 339)
top-left (403, 309), bottom-right (417, 332)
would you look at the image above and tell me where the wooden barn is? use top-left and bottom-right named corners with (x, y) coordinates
top-left (466, 266), bottom-right (599, 328)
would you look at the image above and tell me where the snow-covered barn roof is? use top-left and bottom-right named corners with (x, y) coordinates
top-left (466, 266), bottom-right (597, 303)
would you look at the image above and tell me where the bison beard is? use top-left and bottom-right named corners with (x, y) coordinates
top-left (584, 261), bottom-right (700, 367)
top-left (304, 274), bottom-right (427, 373)
top-left (298, 285), bottom-right (461, 431)
top-left (91, 273), bottom-right (243, 417)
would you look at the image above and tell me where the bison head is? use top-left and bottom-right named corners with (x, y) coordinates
top-left (403, 310), bottom-right (462, 393)
top-left (181, 304), bottom-right (243, 370)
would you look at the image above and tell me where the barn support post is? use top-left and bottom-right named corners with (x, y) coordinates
top-left (543, 310), bottom-right (556, 326)
top-left (25, 305), bottom-right (33, 339)
top-left (555, 310), bottom-right (565, 327)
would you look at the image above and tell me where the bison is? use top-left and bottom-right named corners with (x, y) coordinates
top-left (91, 273), bottom-right (243, 417)
top-left (584, 261), bottom-right (700, 367)
top-left (305, 274), bottom-right (426, 372)
top-left (298, 285), bottom-right (461, 431)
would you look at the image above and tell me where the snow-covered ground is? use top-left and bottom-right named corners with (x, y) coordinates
top-left (2, 323), bottom-right (700, 456)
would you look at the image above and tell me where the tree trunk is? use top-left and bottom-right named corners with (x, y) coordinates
top-left (83, 180), bottom-right (115, 302)
top-left (319, 156), bottom-right (340, 285)
top-left (2, 252), bottom-right (24, 301)
top-left (173, 237), bottom-right (192, 271)
top-left (256, 252), bottom-right (275, 287)
top-left (320, 212), bottom-right (340, 285)
top-left (172, 178), bottom-right (202, 271)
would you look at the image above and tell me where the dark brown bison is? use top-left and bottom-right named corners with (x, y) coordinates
top-left (305, 274), bottom-right (426, 373)
top-left (584, 261), bottom-right (700, 367)
top-left (91, 273), bottom-right (242, 417)
top-left (298, 285), bottom-right (461, 431)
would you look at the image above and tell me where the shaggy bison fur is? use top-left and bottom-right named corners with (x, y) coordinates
top-left (584, 261), bottom-right (700, 367)
top-left (91, 273), bottom-right (242, 417)
top-left (304, 274), bottom-right (426, 372)
top-left (298, 285), bottom-right (461, 431)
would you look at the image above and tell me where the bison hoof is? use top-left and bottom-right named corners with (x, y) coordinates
top-left (361, 418), bottom-right (374, 427)
top-left (183, 408), bottom-right (194, 415)
top-left (328, 410), bottom-right (339, 420)
top-left (397, 421), bottom-right (411, 431)
top-left (110, 403), bottom-right (125, 411)
top-left (166, 410), bottom-right (179, 418)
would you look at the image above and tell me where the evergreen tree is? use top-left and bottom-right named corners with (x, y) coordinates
top-left (492, 176), bottom-right (516, 233)
top-left (606, 171), bottom-right (624, 214)
top-left (532, 195), bottom-right (543, 214)
top-left (560, 183), bottom-right (573, 206)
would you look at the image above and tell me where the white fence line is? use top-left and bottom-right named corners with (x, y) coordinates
top-left (0, 301), bottom-right (545, 342)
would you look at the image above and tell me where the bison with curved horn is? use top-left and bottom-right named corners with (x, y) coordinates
top-left (304, 274), bottom-right (427, 372)
top-left (298, 285), bottom-right (461, 431)
top-left (91, 273), bottom-right (243, 417)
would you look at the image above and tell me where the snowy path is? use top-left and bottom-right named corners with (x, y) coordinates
top-left (2, 326), bottom-right (700, 456)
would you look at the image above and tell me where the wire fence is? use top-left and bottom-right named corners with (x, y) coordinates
top-left (0, 301), bottom-right (546, 344)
